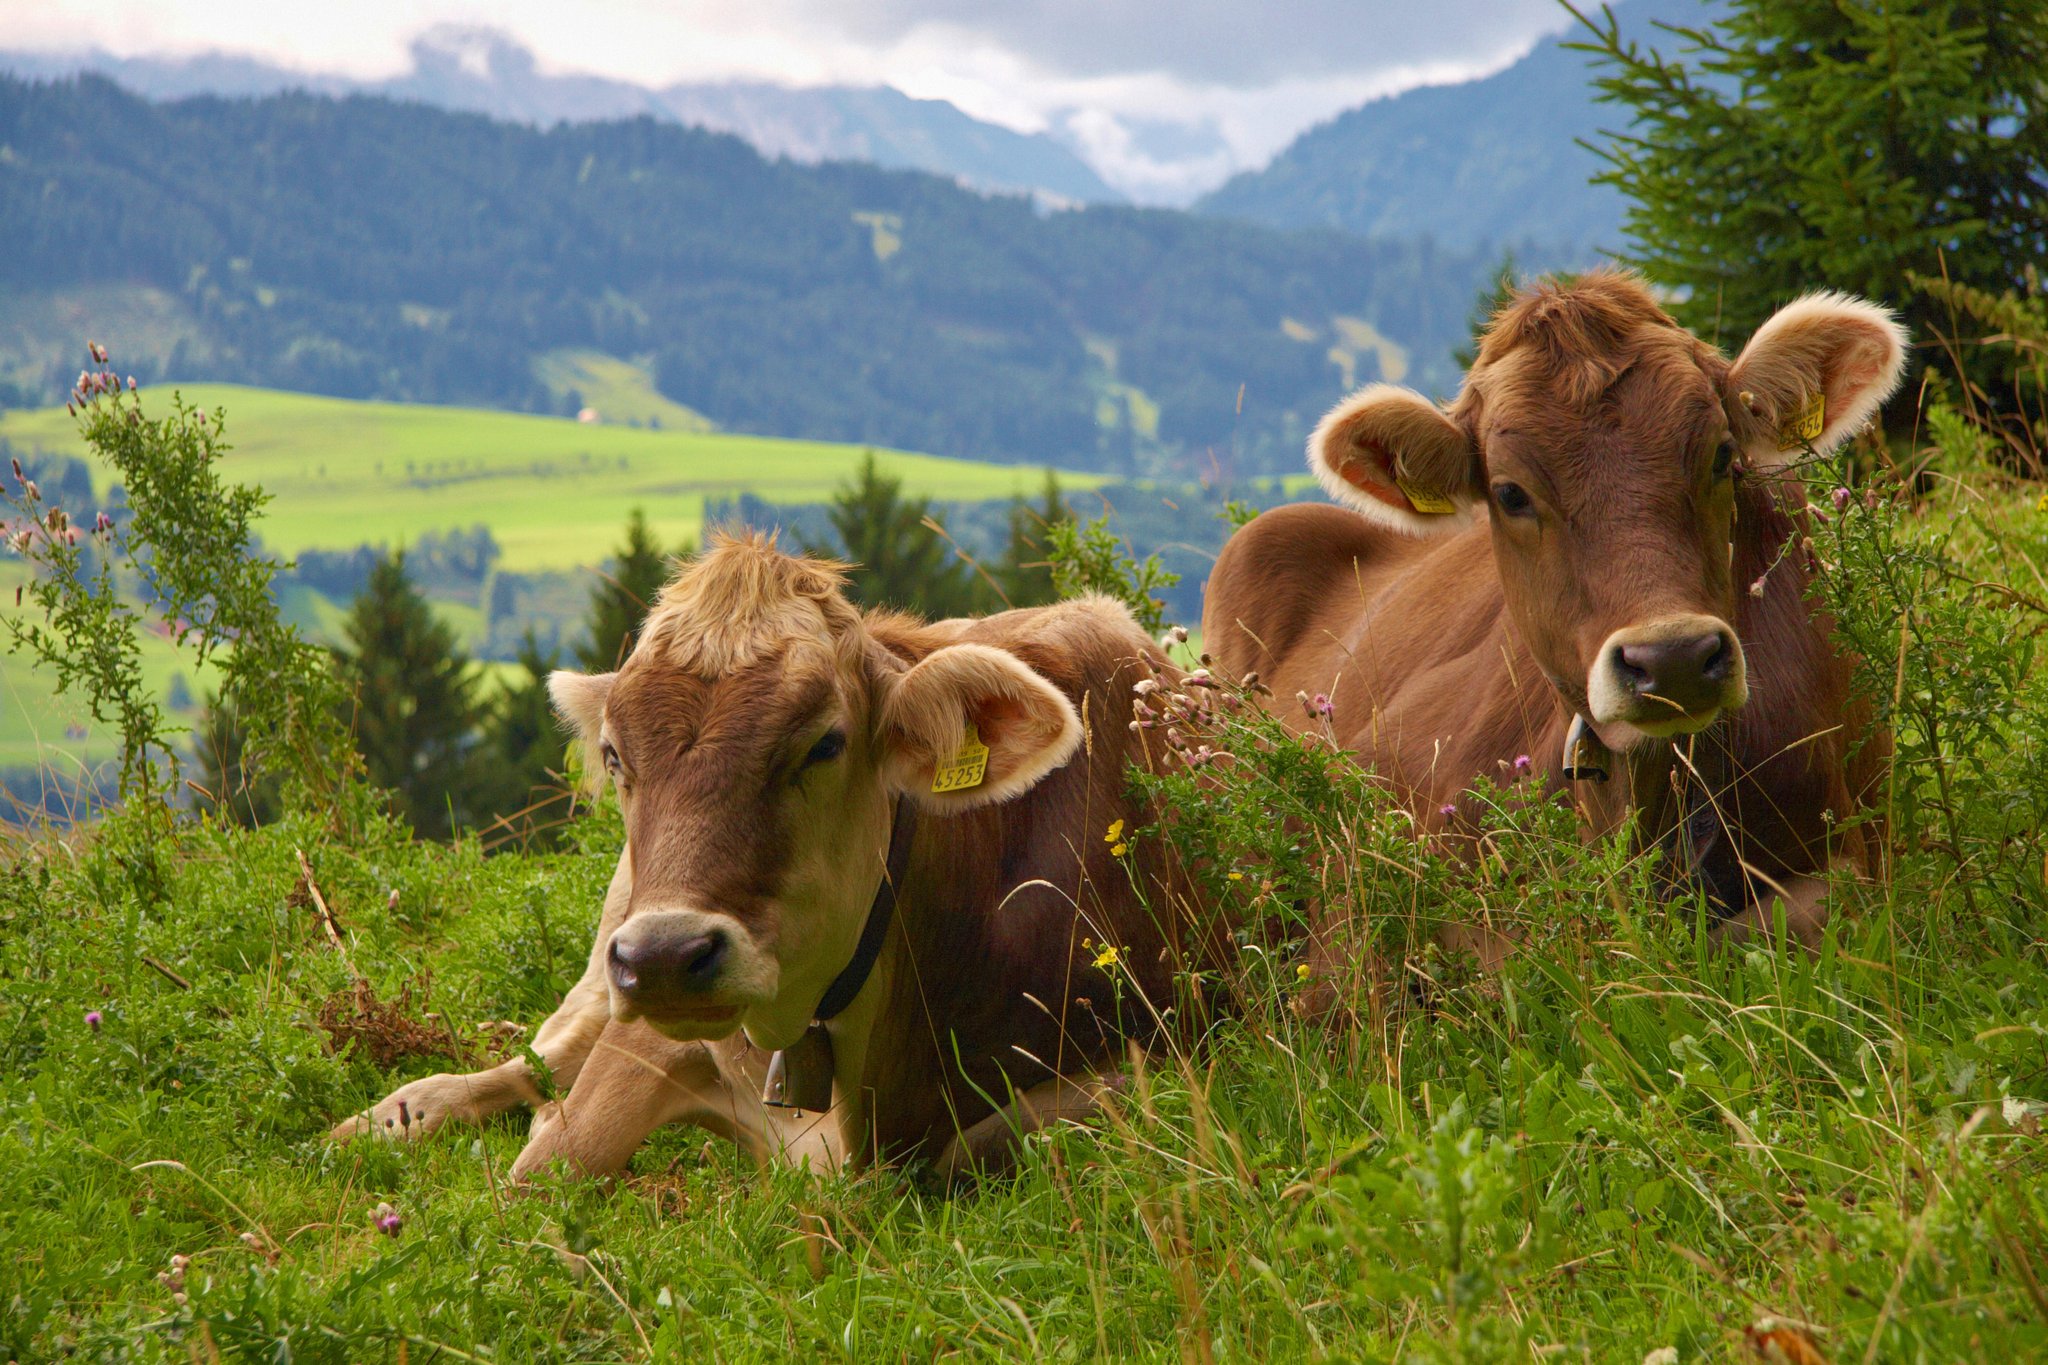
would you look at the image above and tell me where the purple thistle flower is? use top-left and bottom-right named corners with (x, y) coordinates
top-left (85, 1009), bottom-right (102, 1031)
top-left (1513, 753), bottom-right (1532, 774)
top-left (1311, 693), bottom-right (1334, 719)
top-left (1830, 487), bottom-right (1852, 513)
top-left (1439, 804), bottom-right (1457, 818)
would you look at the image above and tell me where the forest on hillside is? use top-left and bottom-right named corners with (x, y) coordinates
top-left (0, 76), bottom-right (1490, 475)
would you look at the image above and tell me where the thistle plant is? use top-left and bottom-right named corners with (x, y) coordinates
top-left (3, 345), bottom-right (357, 815)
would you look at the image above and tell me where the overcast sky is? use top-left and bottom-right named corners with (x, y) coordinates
top-left (1, 0), bottom-right (1579, 200)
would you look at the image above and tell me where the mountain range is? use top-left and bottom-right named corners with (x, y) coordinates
top-left (5, 0), bottom-right (1716, 260)
top-left (0, 27), bottom-right (1122, 207)
top-left (0, 74), bottom-right (1489, 477)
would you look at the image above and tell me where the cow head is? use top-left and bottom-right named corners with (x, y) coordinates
top-left (548, 533), bottom-right (1083, 1051)
top-left (1308, 272), bottom-right (1905, 743)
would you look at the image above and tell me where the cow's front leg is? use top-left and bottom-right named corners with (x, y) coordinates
top-left (510, 1026), bottom-right (840, 1180)
top-left (325, 977), bottom-right (611, 1144)
top-left (329, 851), bottom-right (632, 1144)
top-left (932, 1073), bottom-right (1125, 1182)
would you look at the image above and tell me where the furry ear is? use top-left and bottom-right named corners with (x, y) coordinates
top-left (877, 643), bottom-right (1081, 812)
top-left (1728, 292), bottom-right (1908, 469)
top-left (1308, 384), bottom-right (1482, 536)
top-left (548, 670), bottom-right (616, 790)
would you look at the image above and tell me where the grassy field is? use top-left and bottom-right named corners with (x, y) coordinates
top-left (2, 743), bottom-right (2043, 1359)
top-left (0, 384), bottom-right (1100, 573)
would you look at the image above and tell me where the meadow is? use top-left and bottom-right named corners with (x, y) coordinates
top-left (0, 384), bottom-right (1099, 574)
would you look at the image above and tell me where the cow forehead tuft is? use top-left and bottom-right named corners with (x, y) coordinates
top-left (637, 529), bottom-right (864, 677)
top-left (1459, 269), bottom-right (1725, 421)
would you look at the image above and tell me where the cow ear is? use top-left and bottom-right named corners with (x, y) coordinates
top-left (877, 643), bottom-right (1081, 811)
top-left (1728, 292), bottom-right (1908, 469)
top-left (548, 670), bottom-right (615, 791)
top-left (1308, 384), bottom-right (1482, 536)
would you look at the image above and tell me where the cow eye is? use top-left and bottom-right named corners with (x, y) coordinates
top-left (599, 741), bottom-right (623, 776)
top-left (1492, 481), bottom-right (1535, 517)
top-left (1713, 438), bottom-right (1738, 481)
top-left (801, 730), bottom-right (847, 768)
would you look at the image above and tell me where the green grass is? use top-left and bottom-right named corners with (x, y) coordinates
top-left (1, 802), bottom-right (2042, 1361)
top-left (0, 384), bottom-right (1101, 574)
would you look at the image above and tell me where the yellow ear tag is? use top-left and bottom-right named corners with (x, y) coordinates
top-left (1779, 390), bottom-right (1825, 448)
top-left (930, 722), bottom-right (990, 794)
top-left (1395, 476), bottom-right (1459, 516)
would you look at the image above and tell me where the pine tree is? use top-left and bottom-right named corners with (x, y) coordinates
top-left (1571, 1), bottom-right (2048, 399)
top-left (806, 452), bottom-right (981, 618)
top-left (335, 550), bottom-right (485, 840)
top-left (991, 470), bottom-right (1068, 609)
top-left (578, 509), bottom-right (673, 671)
top-left (470, 630), bottom-right (574, 849)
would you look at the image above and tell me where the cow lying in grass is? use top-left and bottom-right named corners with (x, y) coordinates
top-left (1205, 271), bottom-right (1904, 949)
top-left (333, 533), bottom-right (1199, 1179)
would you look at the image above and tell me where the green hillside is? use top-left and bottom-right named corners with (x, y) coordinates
top-left (0, 383), bottom-right (1100, 773)
top-left (0, 384), bottom-right (1098, 572)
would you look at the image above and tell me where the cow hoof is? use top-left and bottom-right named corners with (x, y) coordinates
top-left (327, 1074), bottom-right (472, 1144)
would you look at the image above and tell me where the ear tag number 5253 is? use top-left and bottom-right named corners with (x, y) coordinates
top-left (931, 723), bottom-right (990, 794)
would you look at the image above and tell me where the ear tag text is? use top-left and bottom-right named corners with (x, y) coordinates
top-left (1395, 477), bottom-right (1459, 516)
top-left (930, 722), bottom-right (990, 794)
top-left (1779, 390), bottom-right (1825, 448)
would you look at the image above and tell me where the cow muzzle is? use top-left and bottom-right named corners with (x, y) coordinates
top-left (1585, 614), bottom-right (1747, 738)
top-left (605, 910), bottom-right (767, 1036)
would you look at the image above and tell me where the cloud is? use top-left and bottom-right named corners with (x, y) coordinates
top-left (778, 0), bottom-right (1567, 88)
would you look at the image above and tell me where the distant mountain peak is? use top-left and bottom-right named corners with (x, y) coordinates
top-left (1194, 0), bottom-right (1714, 268)
top-left (410, 25), bottom-right (536, 82)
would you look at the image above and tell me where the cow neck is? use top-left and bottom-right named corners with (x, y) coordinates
top-left (814, 797), bottom-right (917, 1022)
top-left (760, 799), bottom-right (916, 1113)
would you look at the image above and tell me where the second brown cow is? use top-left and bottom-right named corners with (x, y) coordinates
top-left (1205, 272), bottom-right (1904, 946)
top-left (335, 533), bottom-right (1204, 1178)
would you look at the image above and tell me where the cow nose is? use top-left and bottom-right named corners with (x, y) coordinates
top-left (1613, 629), bottom-right (1735, 710)
top-left (607, 928), bottom-right (727, 998)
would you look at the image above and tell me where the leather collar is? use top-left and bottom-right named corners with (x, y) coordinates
top-left (811, 798), bottom-right (917, 1022)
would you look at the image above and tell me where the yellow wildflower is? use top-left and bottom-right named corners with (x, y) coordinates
top-left (1110, 842), bottom-right (1129, 857)
top-left (1296, 963), bottom-right (1313, 981)
top-left (1093, 944), bottom-right (1123, 970)
top-left (1104, 819), bottom-right (1125, 843)
top-left (2037, 492), bottom-right (2048, 513)
top-left (1226, 871), bottom-right (1244, 882)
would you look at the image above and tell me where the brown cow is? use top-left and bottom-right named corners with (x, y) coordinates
top-left (333, 533), bottom-right (1199, 1178)
top-left (1204, 272), bottom-right (1904, 947)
